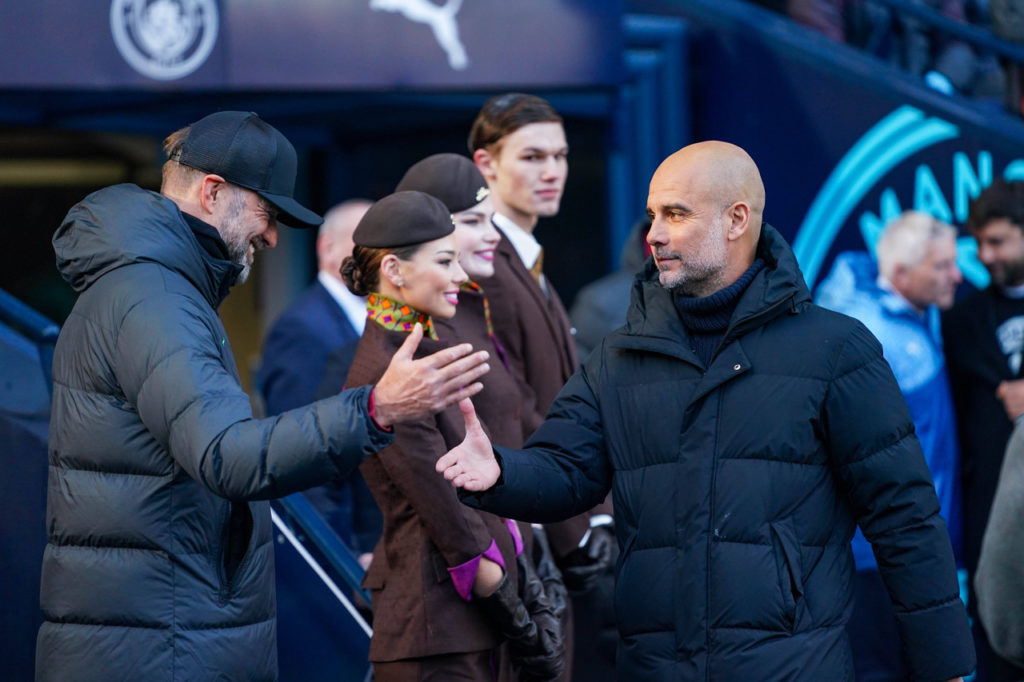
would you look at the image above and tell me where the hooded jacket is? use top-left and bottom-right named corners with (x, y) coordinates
top-left (37, 184), bottom-right (391, 682)
top-left (464, 225), bottom-right (974, 681)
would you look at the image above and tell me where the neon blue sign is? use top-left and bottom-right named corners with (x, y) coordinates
top-left (793, 105), bottom-right (1024, 290)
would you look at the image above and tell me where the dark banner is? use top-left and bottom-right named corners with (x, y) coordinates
top-left (1, 0), bottom-right (622, 88)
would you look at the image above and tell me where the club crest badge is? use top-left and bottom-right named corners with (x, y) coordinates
top-left (110, 0), bottom-right (219, 81)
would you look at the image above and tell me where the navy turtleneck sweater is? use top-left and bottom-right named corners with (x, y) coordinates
top-left (673, 259), bottom-right (766, 366)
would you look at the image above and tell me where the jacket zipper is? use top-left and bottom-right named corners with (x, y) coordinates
top-left (703, 389), bottom-right (725, 682)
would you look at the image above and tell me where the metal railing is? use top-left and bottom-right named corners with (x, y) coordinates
top-left (0, 287), bottom-right (59, 394)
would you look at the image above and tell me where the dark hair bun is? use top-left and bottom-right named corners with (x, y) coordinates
top-left (340, 256), bottom-right (368, 296)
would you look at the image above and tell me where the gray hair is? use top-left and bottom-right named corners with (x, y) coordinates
top-left (876, 211), bottom-right (957, 281)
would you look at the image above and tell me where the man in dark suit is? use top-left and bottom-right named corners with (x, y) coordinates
top-left (470, 92), bottom-right (616, 680)
top-left (258, 199), bottom-right (371, 415)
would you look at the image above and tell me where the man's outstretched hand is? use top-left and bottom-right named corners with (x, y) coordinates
top-left (436, 398), bottom-right (501, 492)
top-left (372, 323), bottom-right (490, 427)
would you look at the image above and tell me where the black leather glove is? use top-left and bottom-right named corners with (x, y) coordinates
top-left (530, 526), bottom-right (568, 629)
top-left (559, 524), bottom-right (617, 593)
top-left (479, 567), bottom-right (565, 681)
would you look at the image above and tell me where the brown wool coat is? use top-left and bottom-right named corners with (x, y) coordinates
top-left (346, 321), bottom-right (520, 662)
top-left (479, 227), bottom-right (609, 558)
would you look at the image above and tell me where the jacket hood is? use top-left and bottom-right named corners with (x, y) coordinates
top-left (53, 184), bottom-right (238, 307)
top-left (624, 223), bottom-right (811, 342)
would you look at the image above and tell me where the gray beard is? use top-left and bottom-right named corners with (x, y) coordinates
top-left (219, 191), bottom-right (252, 285)
top-left (659, 267), bottom-right (726, 298)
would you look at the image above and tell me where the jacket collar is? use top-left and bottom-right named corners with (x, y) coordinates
top-left (614, 224), bottom-right (810, 361)
top-left (54, 184), bottom-right (240, 309)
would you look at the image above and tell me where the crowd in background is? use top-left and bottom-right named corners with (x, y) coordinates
top-left (750, 0), bottom-right (1024, 115)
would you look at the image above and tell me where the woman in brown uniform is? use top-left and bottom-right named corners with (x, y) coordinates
top-left (342, 191), bottom-right (561, 681)
top-left (395, 154), bottom-right (524, 450)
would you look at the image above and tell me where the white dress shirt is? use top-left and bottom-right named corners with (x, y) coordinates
top-left (493, 212), bottom-right (546, 290)
top-left (318, 270), bottom-right (367, 334)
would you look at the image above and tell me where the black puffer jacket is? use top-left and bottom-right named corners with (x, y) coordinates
top-left (465, 225), bottom-right (974, 681)
top-left (37, 184), bottom-right (392, 682)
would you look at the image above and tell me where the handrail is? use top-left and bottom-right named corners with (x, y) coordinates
top-left (0, 288), bottom-right (59, 345)
top-left (0, 288), bottom-right (58, 395)
top-left (873, 0), bottom-right (1024, 65)
top-left (272, 492), bottom-right (372, 606)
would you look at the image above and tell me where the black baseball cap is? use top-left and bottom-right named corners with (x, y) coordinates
top-left (353, 191), bottom-right (455, 248)
top-left (395, 153), bottom-right (490, 213)
top-left (171, 111), bottom-right (322, 229)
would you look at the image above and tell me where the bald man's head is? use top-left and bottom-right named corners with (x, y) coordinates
top-left (645, 141), bottom-right (766, 297)
top-left (318, 199), bottom-right (372, 280)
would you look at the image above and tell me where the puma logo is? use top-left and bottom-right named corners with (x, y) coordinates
top-left (370, 0), bottom-right (468, 70)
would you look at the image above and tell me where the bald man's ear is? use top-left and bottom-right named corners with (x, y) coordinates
top-left (315, 232), bottom-right (330, 260)
top-left (725, 201), bottom-right (751, 242)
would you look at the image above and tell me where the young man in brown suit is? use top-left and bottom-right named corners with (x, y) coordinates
top-left (471, 93), bottom-right (616, 680)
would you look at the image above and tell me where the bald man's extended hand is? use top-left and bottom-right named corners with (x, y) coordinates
top-left (436, 398), bottom-right (501, 491)
top-left (371, 324), bottom-right (490, 427)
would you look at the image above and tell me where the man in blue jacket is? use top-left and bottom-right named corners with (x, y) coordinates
top-left (437, 141), bottom-right (974, 681)
top-left (38, 111), bottom-right (491, 682)
top-left (816, 211), bottom-right (964, 680)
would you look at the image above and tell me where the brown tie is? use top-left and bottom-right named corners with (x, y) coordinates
top-left (529, 248), bottom-right (544, 283)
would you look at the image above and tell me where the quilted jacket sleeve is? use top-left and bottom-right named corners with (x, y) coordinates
top-left (115, 293), bottom-right (392, 501)
top-left (462, 363), bottom-right (613, 523)
top-left (823, 320), bottom-right (975, 681)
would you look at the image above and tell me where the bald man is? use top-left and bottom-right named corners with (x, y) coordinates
top-left (258, 199), bottom-right (372, 415)
top-left (436, 142), bottom-right (975, 681)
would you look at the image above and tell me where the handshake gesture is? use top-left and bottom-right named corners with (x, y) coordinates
top-left (372, 324), bottom-right (490, 427)
top-left (435, 398), bottom-right (502, 491)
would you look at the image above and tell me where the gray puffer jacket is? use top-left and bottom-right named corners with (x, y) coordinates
top-left (37, 184), bottom-right (392, 682)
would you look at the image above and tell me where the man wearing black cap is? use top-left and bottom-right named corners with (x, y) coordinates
top-left (38, 111), bottom-right (491, 682)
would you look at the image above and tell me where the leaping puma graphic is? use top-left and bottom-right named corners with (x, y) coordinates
top-left (370, 0), bottom-right (468, 70)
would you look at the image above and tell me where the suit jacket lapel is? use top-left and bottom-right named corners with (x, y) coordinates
top-left (494, 227), bottom-right (577, 374)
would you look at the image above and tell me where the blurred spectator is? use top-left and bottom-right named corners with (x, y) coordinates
top-left (943, 179), bottom-right (1024, 681)
top-left (990, 0), bottom-right (1024, 112)
top-left (817, 211), bottom-right (964, 681)
top-left (568, 217), bottom-right (651, 360)
top-left (761, 0), bottom-right (1005, 100)
top-left (787, 0), bottom-right (852, 42)
top-left (258, 199), bottom-right (371, 415)
top-left (975, 420), bottom-right (1024, 670)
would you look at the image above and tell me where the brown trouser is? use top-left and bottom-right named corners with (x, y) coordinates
top-left (374, 645), bottom-right (514, 682)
